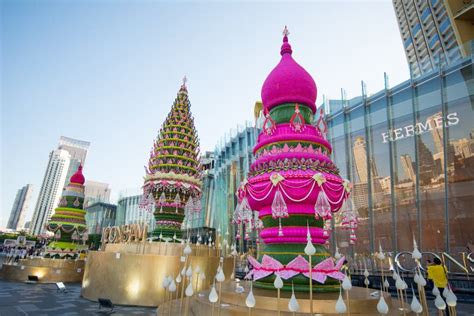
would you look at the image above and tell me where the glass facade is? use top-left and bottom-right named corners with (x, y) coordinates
top-left (204, 123), bottom-right (259, 241)
top-left (85, 202), bottom-right (117, 235)
top-left (325, 57), bottom-right (473, 255)
top-left (116, 193), bottom-right (155, 231)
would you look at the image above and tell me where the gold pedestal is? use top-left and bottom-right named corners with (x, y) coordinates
top-left (158, 281), bottom-right (415, 315)
top-left (81, 242), bottom-right (232, 307)
top-left (0, 258), bottom-right (85, 283)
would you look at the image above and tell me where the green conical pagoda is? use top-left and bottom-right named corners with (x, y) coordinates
top-left (46, 165), bottom-right (88, 256)
top-left (143, 79), bottom-right (202, 239)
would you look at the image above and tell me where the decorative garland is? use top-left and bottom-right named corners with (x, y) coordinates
top-left (46, 223), bottom-right (86, 233)
top-left (246, 255), bottom-right (345, 283)
top-left (156, 220), bottom-right (182, 228)
top-left (241, 172), bottom-right (349, 208)
top-left (248, 158), bottom-right (340, 177)
top-left (52, 207), bottom-right (86, 214)
top-left (254, 124), bottom-right (331, 154)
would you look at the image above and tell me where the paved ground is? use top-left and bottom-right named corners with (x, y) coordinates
top-left (1, 279), bottom-right (474, 315)
top-left (0, 280), bottom-right (156, 316)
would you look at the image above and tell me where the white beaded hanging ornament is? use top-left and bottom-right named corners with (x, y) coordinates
top-left (271, 187), bottom-right (288, 237)
top-left (314, 187), bottom-right (331, 220)
top-left (158, 192), bottom-right (166, 213)
top-left (341, 197), bottom-right (358, 244)
top-left (174, 193), bottom-right (181, 214)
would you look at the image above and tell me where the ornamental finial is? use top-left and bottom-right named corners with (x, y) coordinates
top-left (182, 75), bottom-right (187, 87)
top-left (280, 26), bottom-right (292, 55)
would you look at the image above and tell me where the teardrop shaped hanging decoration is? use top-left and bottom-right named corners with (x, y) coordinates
top-left (410, 288), bottom-right (423, 313)
top-left (232, 201), bottom-right (242, 224)
top-left (185, 196), bottom-right (194, 215)
top-left (245, 282), bottom-right (256, 308)
top-left (159, 192), bottom-right (166, 205)
top-left (55, 229), bottom-right (61, 240)
top-left (185, 281), bottom-right (194, 297)
top-left (73, 197), bottom-right (80, 207)
top-left (314, 189), bottom-right (331, 219)
top-left (60, 197), bottom-right (68, 207)
top-left (174, 193), bottom-right (181, 214)
top-left (377, 292), bottom-right (389, 314)
top-left (288, 283), bottom-right (299, 312)
top-left (290, 103), bottom-right (305, 132)
top-left (193, 197), bottom-right (202, 214)
top-left (271, 189), bottom-right (288, 219)
top-left (208, 284), bottom-right (218, 303)
top-left (262, 108), bottom-right (276, 135)
top-left (335, 292), bottom-right (347, 313)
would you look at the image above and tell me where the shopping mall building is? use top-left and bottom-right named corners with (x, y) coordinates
top-left (324, 56), bottom-right (473, 255)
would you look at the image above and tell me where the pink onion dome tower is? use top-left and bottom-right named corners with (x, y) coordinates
top-left (46, 165), bottom-right (88, 256)
top-left (236, 27), bottom-right (358, 292)
top-left (142, 78), bottom-right (202, 240)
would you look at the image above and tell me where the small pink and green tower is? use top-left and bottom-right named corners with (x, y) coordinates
top-left (46, 165), bottom-right (88, 255)
top-left (143, 79), bottom-right (202, 239)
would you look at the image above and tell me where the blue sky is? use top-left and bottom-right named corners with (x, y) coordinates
top-left (1, 0), bottom-right (409, 228)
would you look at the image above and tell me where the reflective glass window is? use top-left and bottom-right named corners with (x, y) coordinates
top-left (348, 106), bottom-right (370, 254)
top-left (367, 96), bottom-right (393, 251)
top-left (391, 86), bottom-right (418, 251)
top-left (416, 77), bottom-right (445, 252)
top-left (445, 65), bottom-right (474, 253)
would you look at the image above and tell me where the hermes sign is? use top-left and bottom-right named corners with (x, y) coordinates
top-left (381, 112), bottom-right (459, 143)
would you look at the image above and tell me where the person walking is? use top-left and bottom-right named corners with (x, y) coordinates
top-left (427, 257), bottom-right (449, 315)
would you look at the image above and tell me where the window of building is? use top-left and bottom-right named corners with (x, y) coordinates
top-left (391, 87), bottom-right (418, 251)
top-left (445, 65), bottom-right (474, 254)
top-left (367, 96), bottom-right (393, 251)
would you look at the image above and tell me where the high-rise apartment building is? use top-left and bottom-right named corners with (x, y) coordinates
top-left (392, 0), bottom-right (473, 77)
top-left (58, 136), bottom-right (90, 181)
top-left (7, 184), bottom-right (33, 231)
top-left (30, 149), bottom-right (71, 235)
top-left (84, 180), bottom-right (111, 206)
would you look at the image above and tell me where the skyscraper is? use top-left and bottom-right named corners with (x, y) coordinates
top-left (58, 136), bottom-right (90, 181)
top-left (353, 136), bottom-right (378, 183)
top-left (7, 184), bottom-right (33, 231)
top-left (392, 0), bottom-right (472, 77)
top-left (400, 154), bottom-right (416, 182)
top-left (429, 112), bottom-right (444, 153)
top-left (29, 149), bottom-right (71, 235)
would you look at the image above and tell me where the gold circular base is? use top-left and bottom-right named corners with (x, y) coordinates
top-left (158, 281), bottom-right (415, 315)
top-left (81, 243), bottom-right (233, 307)
top-left (0, 258), bottom-right (85, 283)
